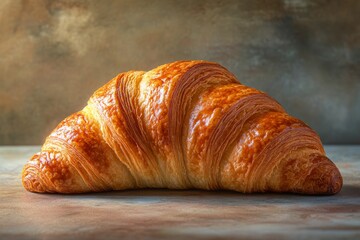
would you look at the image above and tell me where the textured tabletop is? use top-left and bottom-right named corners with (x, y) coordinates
top-left (0, 146), bottom-right (359, 239)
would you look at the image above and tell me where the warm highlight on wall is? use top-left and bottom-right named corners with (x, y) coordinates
top-left (0, 0), bottom-right (359, 144)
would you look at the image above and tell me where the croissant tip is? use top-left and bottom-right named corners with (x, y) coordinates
top-left (22, 164), bottom-right (47, 193)
top-left (21, 152), bottom-right (47, 193)
top-left (326, 167), bottom-right (343, 195)
top-left (300, 157), bottom-right (343, 195)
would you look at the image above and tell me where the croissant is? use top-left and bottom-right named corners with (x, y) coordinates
top-left (22, 60), bottom-right (342, 195)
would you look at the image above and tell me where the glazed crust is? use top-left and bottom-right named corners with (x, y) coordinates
top-left (22, 60), bottom-right (343, 194)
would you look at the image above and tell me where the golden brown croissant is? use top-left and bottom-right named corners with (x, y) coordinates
top-left (22, 60), bottom-right (343, 195)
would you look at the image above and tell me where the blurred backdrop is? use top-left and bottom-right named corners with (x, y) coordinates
top-left (0, 0), bottom-right (359, 145)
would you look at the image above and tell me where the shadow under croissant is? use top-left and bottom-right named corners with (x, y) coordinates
top-left (32, 185), bottom-right (360, 207)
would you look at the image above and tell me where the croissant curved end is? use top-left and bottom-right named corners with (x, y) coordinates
top-left (22, 152), bottom-right (52, 193)
top-left (22, 165), bottom-right (46, 193)
top-left (298, 157), bottom-right (343, 195)
top-left (22, 151), bottom-right (89, 194)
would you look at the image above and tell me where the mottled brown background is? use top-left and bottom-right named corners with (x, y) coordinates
top-left (0, 0), bottom-right (359, 145)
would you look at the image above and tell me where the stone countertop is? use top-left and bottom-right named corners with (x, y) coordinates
top-left (0, 146), bottom-right (359, 239)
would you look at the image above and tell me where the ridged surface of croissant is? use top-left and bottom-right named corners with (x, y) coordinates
top-left (22, 60), bottom-right (342, 194)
